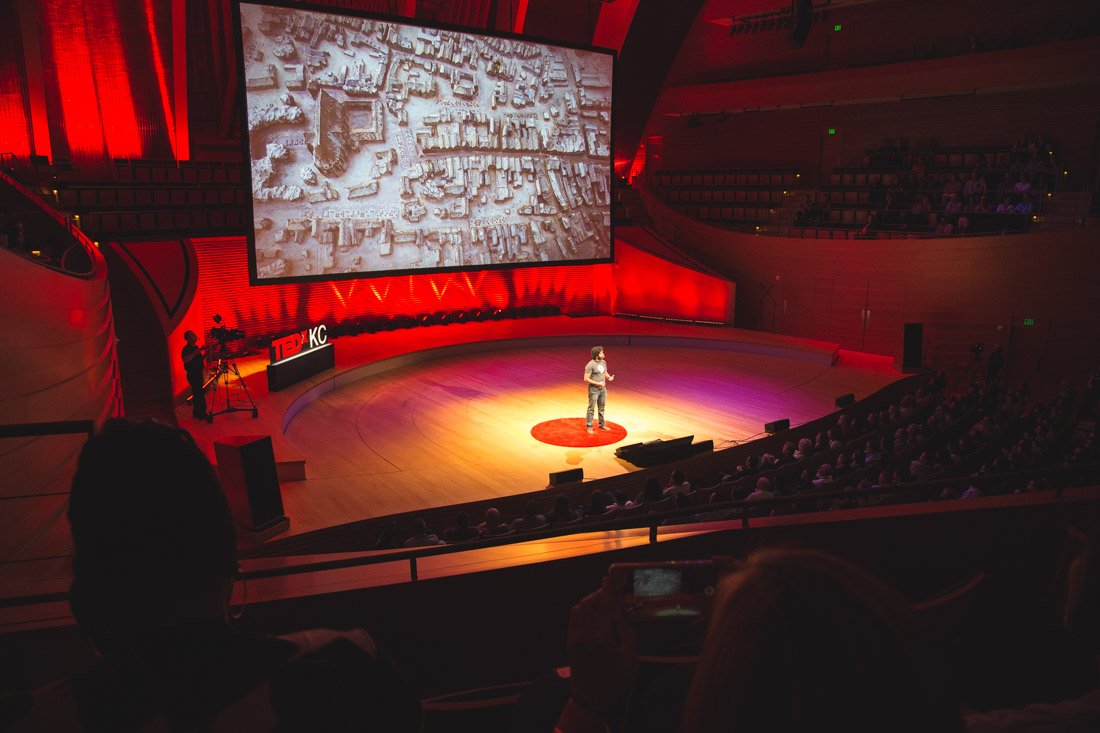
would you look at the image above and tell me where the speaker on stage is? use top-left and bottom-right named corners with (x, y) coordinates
top-left (214, 435), bottom-right (289, 539)
top-left (764, 418), bottom-right (790, 435)
top-left (615, 436), bottom-right (695, 467)
top-left (693, 439), bottom-right (714, 455)
top-left (549, 467), bottom-right (583, 486)
top-left (835, 393), bottom-right (856, 409)
top-left (900, 323), bottom-right (924, 372)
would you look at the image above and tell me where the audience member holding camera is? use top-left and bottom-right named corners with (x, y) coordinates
top-left (555, 549), bottom-right (963, 733)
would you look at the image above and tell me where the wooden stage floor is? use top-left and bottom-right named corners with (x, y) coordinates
top-left (177, 317), bottom-right (902, 539)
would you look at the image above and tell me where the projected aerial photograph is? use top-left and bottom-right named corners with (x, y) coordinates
top-left (240, 3), bottom-right (613, 281)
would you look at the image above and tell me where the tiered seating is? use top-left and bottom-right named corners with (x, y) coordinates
top-left (240, 369), bottom-right (1097, 562)
top-left (790, 140), bottom-right (1060, 239)
top-left (241, 372), bottom-right (935, 558)
top-left (649, 168), bottom-right (799, 233)
top-left (36, 159), bottom-right (248, 237)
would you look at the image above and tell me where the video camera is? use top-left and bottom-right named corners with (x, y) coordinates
top-left (210, 314), bottom-right (245, 345)
top-left (968, 342), bottom-right (985, 361)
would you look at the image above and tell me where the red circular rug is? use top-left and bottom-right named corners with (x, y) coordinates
top-left (531, 418), bottom-right (627, 447)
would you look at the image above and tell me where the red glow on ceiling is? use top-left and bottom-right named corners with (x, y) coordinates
top-left (42, 0), bottom-right (108, 159)
top-left (145, 0), bottom-right (177, 159)
top-left (0, 41), bottom-right (31, 159)
top-left (513, 0), bottom-right (530, 33)
top-left (87, 2), bottom-right (142, 159)
top-left (171, 0), bottom-right (189, 160)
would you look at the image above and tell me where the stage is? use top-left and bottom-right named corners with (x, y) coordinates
top-left (177, 317), bottom-right (903, 539)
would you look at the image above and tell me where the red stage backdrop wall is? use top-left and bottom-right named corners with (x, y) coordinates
top-left (190, 234), bottom-right (733, 339)
top-left (190, 236), bottom-right (612, 344)
top-left (611, 239), bottom-right (733, 323)
top-left (177, 235), bottom-right (733, 397)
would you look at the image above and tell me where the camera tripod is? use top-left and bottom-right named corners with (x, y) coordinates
top-left (205, 344), bottom-right (258, 422)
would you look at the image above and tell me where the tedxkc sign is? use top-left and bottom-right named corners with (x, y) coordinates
top-left (269, 324), bottom-right (328, 364)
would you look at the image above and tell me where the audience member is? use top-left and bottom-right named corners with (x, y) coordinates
top-left (746, 477), bottom-right (774, 501)
top-left (372, 519), bottom-right (400, 550)
top-left (555, 549), bottom-right (963, 733)
top-left (512, 499), bottom-right (549, 530)
top-left (550, 494), bottom-right (577, 524)
top-left (664, 469), bottom-right (691, 497)
top-left (966, 518), bottom-right (1100, 731)
top-left (478, 507), bottom-right (512, 536)
top-left (404, 517), bottom-right (443, 547)
top-left (584, 490), bottom-right (614, 518)
top-left (442, 510), bottom-right (481, 543)
top-left (635, 477), bottom-right (665, 506)
top-left (3, 419), bottom-right (421, 731)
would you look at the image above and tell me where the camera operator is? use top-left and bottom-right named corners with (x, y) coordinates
top-left (181, 330), bottom-right (208, 420)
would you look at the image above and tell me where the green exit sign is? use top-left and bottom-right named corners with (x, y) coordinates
top-left (1023, 318), bottom-right (1035, 325)
top-left (834, 24), bottom-right (842, 31)
top-left (827, 128), bottom-right (836, 135)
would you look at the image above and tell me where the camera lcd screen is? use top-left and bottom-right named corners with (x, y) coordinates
top-left (632, 567), bottom-right (683, 598)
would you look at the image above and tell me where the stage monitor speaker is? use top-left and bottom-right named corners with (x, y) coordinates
top-left (614, 442), bottom-right (643, 459)
top-left (214, 435), bottom-right (289, 537)
top-left (549, 467), bottom-right (583, 486)
top-left (615, 436), bottom-right (695, 467)
top-left (835, 393), bottom-right (856, 409)
top-left (902, 323), bottom-right (924, 371)
top-left (764, 418), bottom-right (790, 435)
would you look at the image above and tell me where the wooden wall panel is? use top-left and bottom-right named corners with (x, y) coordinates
top-left (643, 189), bottom-right (1100, 386)
top-left (669, 0), bottom-right (1100, 88)
top-left (654, 83), bottom-right (1100, 183)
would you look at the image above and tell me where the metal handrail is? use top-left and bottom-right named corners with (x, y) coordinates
top-left (3, 463), bottom-right (1094, 611)
top-left (0, 165), bottom-right (99, 278)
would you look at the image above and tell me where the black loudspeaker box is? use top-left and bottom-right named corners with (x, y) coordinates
top-left (902, 323), bottom-right (924, 370)
top-left (764, 418), bottom-right (791, 435)
top-left (549, 468), bottom-right (583, 486)
top-left (835, 393), bottom-right (856, 409)
top-left (214, 435), bottom-right (288, 534)
top-left (693, 439), bottom-right (714, 455)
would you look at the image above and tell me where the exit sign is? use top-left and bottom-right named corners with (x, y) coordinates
top-left (1023, 318), bottom-right (1035, 325)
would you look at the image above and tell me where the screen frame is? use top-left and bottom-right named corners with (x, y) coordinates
top-left (233, 0), bottom-right (617, 287)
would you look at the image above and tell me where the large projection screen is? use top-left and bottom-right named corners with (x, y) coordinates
top-left (237, 2), bottom-right (614, 284)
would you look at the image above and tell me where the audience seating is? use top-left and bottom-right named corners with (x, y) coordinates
top-left (649, 168), bottom-right (799, 233)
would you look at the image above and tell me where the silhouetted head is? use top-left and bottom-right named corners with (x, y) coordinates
top-left (68, 419), bottom-right (237, 652)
